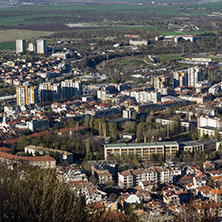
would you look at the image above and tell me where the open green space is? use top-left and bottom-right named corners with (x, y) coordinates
top-left (0, 29), bottom-right (52, 43)
top-left (0, 41), bottom-right (15, 50)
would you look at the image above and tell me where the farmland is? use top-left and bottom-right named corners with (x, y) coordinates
top-left (0, 29), bottom-right (53, 43)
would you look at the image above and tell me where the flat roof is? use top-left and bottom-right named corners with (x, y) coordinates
top-left (105, 141), bottom-right (178, 148)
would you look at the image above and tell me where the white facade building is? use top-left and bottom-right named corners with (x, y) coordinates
top-left (16, 39), bottom-right (26, 54)
top-left (36, 39), bottom-right (47, 54)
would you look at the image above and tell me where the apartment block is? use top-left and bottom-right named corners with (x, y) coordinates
top-left (154, 75), bottom-right (169, 89)
top-left (197, 115), bottom-right (222, 138)
top-left (118, 166), bottom-right (175, 188)
top-left (61, 79), bottom-right (82, 99)
top-left (39, 82), bottom-right (61, 103)
top-left (16, 85), bottom-right (38, 106)
top-left (104, 141), bottom-right (179, 161)
top-left (36, 39), bottom-right (47, 54)
top-left (173, 66), bottom-right (203, 88)
top-left (16, 39), bottom-right (26, 54)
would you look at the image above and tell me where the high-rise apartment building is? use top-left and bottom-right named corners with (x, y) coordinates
top-left (36, 39), bottom-right (47, 54)
top-left (173, 70), bottom-right (188, 88)
top-left (16, 39), bottom-right (26, 54)
top-left (39, 82), bottom-right (61, 103)
top-left (16, 86), bottom-right (38, 106)
top-left (154, 75), bottom-right (169, 89)
top-left (61, 79), bottom-right (82, 99)
top-left (173, 66), bottom-right (203, 88)
top-left (188, 66), bottom-right (203, 87)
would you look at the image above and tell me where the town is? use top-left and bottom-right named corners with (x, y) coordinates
top-left (1, 1), bottom-right (222, 220)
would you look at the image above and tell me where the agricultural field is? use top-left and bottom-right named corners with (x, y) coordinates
top-left (0, 1), bottom-right (221, 28)
top-left (0, 29), bottom-right (53, 43)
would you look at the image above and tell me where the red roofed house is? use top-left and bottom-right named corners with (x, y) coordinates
top-left (0, 147), bottom-right (12, 153)
top-left (0, 152), bottom-right (56, 169)
top-left (210, 188), bottom-right (222, 203)
top-left (163, 190), bottom-right (179, 205)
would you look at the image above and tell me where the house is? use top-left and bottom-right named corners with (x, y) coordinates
top-left (196, 186), bottom-right (213, 200)
top-left (0, 147), bottom-right (12, 153)
top-left (210, 188), bottom-right (222, 203)
top-left (163, 190), bottom-right (180, 205)
top-left (203, 161), bottom-right (215, 172)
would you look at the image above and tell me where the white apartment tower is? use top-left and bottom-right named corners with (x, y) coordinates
top-left (61, 79), bottom-right (82, 99)
top-left (36, 39), bottom-right (47, 54)
top-left (188, 67), bottom-right (203, 87)
top-left (16, 39), bottom-right (26, 54)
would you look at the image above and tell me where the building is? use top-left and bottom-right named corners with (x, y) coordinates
top-left (16, 39), bottom-right (26, 54)
top-left (61, 79), bottom-right (82, 99)
top-left (28, 43), bottom-right (36, 52)
top-left (173, 70), bottom-right (188, 88)
top-left (210, 188), bottom-right (222, 203)
top-left (36, 39), bottom-right (47, 54)
top-left (25, 145), bottom-right (73, 164)
top-left (0, 152), bottom-right (56, 169)
top-left (16, 85), bottom-right (38, 107)
top-left (27, 119), bottom-right (49, 131)
top-left (129, 40), bottom-right (147, 46)
top-left (129, 91), bottom-right (161, 104)
top-left (118, 166), bottom-right (176, 188)
top-left (39, 82), bottom-right (61, 103)
top-left (104, 141), bottom-right (179, 161)
top-left (163, 190), bottom-right (180, 205)
top-left (197, 115), bottom-right (222, 138)
top-left (154, 76), bottom-right (169, 89)
top-left (188, 67), bottom-right (204, 87)
top-left (173, 66), bottom-right (203, 88)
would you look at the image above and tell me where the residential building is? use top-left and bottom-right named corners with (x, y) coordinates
top-left (210, 188), bottom-right (222, 203)
top-left (36, 39), bottom-right (47, 54)
top-left (39, 82), bottom-right (61, 102)
top-left (118, 166), bottom-right (176, 188)
top-left (0, 152), bottom-right (56, 169)
top-left (154, 75), bottom-right (169, 89)
top-left (129, 91), bottom-right (161, 104)
top-left (197, 115), bottom-right (222, 138)
top-left (188, 67), bottom-right (204, 87)
top-left (28, 43), bottom-right (36, 52)
top-left (104, 141), bottom-right (179, 161)
top-left (173, 66), bottom-right (203, 88)
top-left (163, 190), bottom-right (180, 205)
top-left (16, 39), bottom-right (26, 54)
top-left (16, 85), bottom-right (38, 107)
top-left (25, 145), bottom-right (73, 164)
top-left (61, 79), bottom-right (82, 99)
top-left (27, 119), bottom-right (49, 131)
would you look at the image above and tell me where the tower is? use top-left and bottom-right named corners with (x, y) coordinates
top-left (36, 39), bottom-right (47, 54)
top-left (16, 39), bottom-right (26, 54)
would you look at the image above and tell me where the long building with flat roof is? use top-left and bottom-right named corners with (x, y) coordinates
top-left (104, 141), bottom-right (179, 160)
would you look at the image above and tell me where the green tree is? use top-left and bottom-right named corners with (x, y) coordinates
top-left (0, 164), bottom-right (88, 222)
top-left (108, 122), bottom-right (119, 141)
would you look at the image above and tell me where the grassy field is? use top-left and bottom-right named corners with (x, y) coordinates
top-left (0, 41), bottom-right (15, 50)
top-left (0, 29), bottom-right (52, 43)
top-left (0, 1), bottom-right (221, 27)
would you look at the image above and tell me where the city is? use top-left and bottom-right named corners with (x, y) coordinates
top-left (1, 0), bottom-right (222, 221)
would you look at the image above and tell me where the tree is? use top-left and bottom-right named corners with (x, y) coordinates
top-left (0, 164), bottom-right (88, 222)
top-left (108, 122), bottom-right (118, 141)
